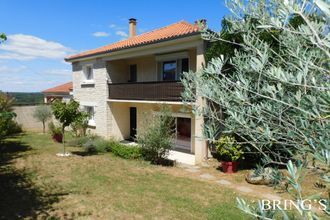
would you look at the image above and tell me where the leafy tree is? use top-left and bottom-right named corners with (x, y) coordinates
top-left (51, 100), bottom-right (82, 154)
top-left (33, 105), bottom-right (52, 133)
top-left (182, 0), bottom-right (329, 218)
top-left (0, 92), bottom-right (14, 112)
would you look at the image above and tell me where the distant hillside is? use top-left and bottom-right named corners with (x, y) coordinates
top-left (7, 92), bottom-right (44, 105)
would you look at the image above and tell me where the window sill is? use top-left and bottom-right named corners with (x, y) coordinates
top-left (81, 81), bottom-right (95, 85)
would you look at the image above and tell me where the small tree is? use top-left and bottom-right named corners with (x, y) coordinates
top-left (137, 106), bottom-right (175, 164)
top-left (51, 100), bottom-right (82, 155)
top-left (33, 105), bottom-right (52, 133)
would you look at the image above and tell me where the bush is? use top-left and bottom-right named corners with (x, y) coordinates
top-left (82, 138), bottom-right (112, 154)
top-left (67, 133), bottom-right (141, 159)
top-left (110, 143), bottom-right (142, 159)
top-left (136, 107), bottom-right (175, 164)
top-left (0, 116), bottom-right (22, 139)
top-left (0, 92), bottom-right (21, 140)
top-left (67, 135), bottom-right (98, 147)
top-left (215, 135), bottom-right (244, 162)
top-left (6, 119), bottom-right (22, 135)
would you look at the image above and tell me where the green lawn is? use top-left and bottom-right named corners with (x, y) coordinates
top-left (0, 132), bottom-right (249, 219)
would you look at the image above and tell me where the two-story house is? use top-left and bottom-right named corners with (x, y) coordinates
top-left (65, 19), bottom-right (208, 164)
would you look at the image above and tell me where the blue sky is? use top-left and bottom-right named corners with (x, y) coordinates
top-left (0, 0), bottom-right (229, 92)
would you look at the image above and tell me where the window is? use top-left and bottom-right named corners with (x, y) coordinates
top-left (84, 106), bottom-right (95, 126)
top-left (161, 58), bottom-right (189, 81)
top-left (162, 61), bottom-right (176, 81)
top-left (83, 65), bottom-right (94, 82)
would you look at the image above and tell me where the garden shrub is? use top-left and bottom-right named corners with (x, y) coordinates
top-left (0, 92), bottom-right (22, 140)
top-left (68, 134), bottom-right (141, 158)
top-left (82, 138), bottom-right (113, 154)
top-left (110, 143), bottom-right (142, 159)
top-left (67, 135), bottom-right (99, 147)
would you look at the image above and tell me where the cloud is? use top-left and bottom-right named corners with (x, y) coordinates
top-left (109, 24), bottom-right (116, 28)
top-left (41, 68), bottom-right (71, 76)
top-left (0, 34), bottom-right (74, 61)
top-left (92, 32), bottom-right (110, 37)
top-left (0, 65), bottom-right (27, 74)
top-left (115, 31), bottom-right (128, 39)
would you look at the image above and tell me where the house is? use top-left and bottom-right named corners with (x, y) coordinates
top-left (42, 81), bottom-right (73, 103)
top-left (65, 19), bottom-right (208, 164)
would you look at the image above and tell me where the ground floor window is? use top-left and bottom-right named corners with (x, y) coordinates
top-left (83, 106), bottom-right (95, 126)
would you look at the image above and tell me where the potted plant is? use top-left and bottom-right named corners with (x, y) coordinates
top-left (48, 122), bottom-right (63, 143)
top-left (215, 135), bottom-right (244, 173)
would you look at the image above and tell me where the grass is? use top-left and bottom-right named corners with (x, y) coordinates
top-left (0, 132), bottom-right (250, 219)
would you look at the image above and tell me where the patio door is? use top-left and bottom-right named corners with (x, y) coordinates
top-left (175, 117), bottom-right (191, 152)
top-left (130, 107), bottom-right (137, 140)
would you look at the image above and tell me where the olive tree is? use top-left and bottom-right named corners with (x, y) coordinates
top-left (182, 0), bottom-right (329, 218)
top-left (33, 105), bottom-right (52, 133)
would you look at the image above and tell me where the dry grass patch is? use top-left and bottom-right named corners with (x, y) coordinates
top-left (1, 132), bottom-right (249, 219)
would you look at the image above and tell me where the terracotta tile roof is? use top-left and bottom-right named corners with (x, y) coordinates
top-left (42, 82), bottom-right (73, 94)
top-left (65, 21), bottom-right (200, 61)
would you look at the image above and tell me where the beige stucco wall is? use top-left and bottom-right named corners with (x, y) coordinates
top-left (108, 102), bottom-right (130, 140)
top-left (107, 49), bottom-right (197, 84)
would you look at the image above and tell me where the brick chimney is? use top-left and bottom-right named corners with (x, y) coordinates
top-left (129, 18), bottom-right (137, 38)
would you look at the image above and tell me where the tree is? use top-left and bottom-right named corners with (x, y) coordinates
top-left (33, 105), bottom-right (52, 133)
top-left (51, 100), bottom-right (82, 155)
top-left (183, 0), bottom-right (330, 165)
top-left (182, 0), bottom-right (329, 218)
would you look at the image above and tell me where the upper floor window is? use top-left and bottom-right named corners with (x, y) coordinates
top-left (162, 58), bottom-right (189, 81)
top-left (83, 65), bottom-right (94, 82)
top-left (163, 61), bottom-right (176, 81)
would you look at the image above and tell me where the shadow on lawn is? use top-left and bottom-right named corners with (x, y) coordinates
top-left (0, 135), bottom-right (62, 219)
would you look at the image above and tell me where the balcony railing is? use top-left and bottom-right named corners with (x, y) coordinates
top-left (108, 81), bottom-right (184, 101)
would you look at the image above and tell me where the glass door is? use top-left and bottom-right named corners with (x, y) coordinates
top-left (175, 117), bottom-right (191, 152)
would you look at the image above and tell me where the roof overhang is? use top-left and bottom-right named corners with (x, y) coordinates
top-left (65, 33), bottom-right (202, 63)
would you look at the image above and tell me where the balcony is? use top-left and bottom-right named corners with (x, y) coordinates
top-left (108, 81), bottom-right (184, 101)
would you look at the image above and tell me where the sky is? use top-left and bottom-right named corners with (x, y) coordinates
top-left (0, 0), bottom-right (230, 92)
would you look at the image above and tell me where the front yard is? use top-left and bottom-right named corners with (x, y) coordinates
top-left (0, 132), bottom-right (250, 219)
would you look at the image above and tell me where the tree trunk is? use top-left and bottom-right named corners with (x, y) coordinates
top-left (62, 126), bottom-right (65, 154)
top-left (42, 121), bottom-right (45, 134)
